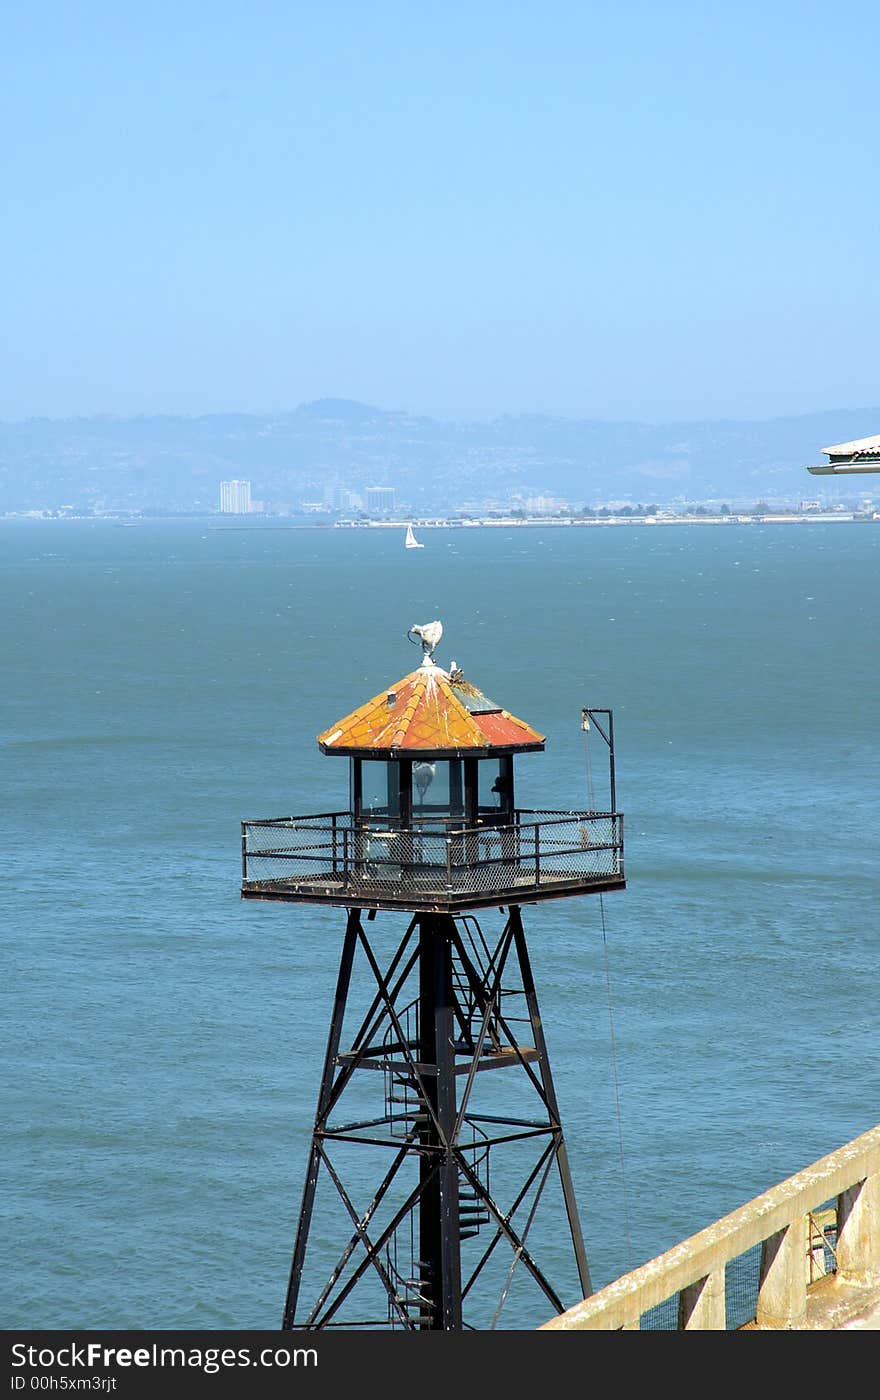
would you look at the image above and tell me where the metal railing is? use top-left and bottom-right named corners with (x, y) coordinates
top-left (241, 808), bottom-right (624, 902)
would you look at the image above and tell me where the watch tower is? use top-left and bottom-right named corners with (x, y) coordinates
top-left (241, 622), bottom-right (624, 1329)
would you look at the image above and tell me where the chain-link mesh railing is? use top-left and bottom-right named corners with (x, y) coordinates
top-left (242, 809), bottom-right (624, 903)
top-left (636, 1202), bottom-right (840, 1330)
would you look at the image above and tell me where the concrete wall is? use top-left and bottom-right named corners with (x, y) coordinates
top-left (541, 1123), bottom-right (880, 1331)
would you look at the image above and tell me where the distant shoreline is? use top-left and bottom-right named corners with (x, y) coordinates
top-left (2, 512), bottom-right (875, 528)
top-left (329, 513), bottom-right (874, 527)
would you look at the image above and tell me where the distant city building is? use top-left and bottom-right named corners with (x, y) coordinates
top-left (334, 486), bottom-right (361, 512)
top-left (219, 480), bottom-right (252, 513)
top-left (365, 485), bottom-right (395, 514)
top-left (524, 495), bottom-right (567, 515)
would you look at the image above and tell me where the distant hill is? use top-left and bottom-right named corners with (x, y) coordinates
top-left (1, 400), bottom-right (877, 513)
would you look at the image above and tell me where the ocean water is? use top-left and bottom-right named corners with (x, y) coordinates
top-left (2, 518), bottom-right (878, 1330)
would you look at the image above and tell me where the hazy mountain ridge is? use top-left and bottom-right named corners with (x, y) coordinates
top-left (1, 401), bottom-right (877, 512)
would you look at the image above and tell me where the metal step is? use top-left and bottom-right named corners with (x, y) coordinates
top-left (398, 1299), bottom-right (435, 1319)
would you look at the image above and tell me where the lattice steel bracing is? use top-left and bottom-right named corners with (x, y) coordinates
top-left (283, 905), bottom-right (591, 1331)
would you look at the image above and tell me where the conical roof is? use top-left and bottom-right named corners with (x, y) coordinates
top-left (318, 658), bottom-right (545, 757)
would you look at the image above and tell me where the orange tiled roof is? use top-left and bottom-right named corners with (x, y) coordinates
top-left (318, 662), bottom-right (545, 755)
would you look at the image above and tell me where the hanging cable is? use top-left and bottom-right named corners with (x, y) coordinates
top-left (583, 715), bottom-right (634, 1273)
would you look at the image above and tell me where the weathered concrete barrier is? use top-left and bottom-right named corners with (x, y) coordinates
top-left (541, 1123), bottom-right (880, 1331)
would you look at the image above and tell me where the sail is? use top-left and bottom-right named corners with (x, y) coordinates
top-left (405, 524), bottom-right (423, 549)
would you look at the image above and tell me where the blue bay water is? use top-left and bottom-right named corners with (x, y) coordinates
top-left (2, 518), bottom-right (878, 1328)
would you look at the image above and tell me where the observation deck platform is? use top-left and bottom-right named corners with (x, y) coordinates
top-left (241, 808), bottom-right (625, 913)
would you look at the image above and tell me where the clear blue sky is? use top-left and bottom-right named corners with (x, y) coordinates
top-left (2, 1), bottom-right (877, 423)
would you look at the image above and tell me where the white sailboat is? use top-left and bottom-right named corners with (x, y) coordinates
top-left (405, 523), bottom-right (424, 549)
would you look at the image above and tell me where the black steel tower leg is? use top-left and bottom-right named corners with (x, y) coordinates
top-left (418, 914), bottom-right (463, 1330)
top-left (282, 908), bottom-right (361, 1329)
top-left (509, 905), bottom-right (593, 1298)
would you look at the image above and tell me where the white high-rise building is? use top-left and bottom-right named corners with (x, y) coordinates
top-left (219, 480), bottom-right (252, 514)
top-left (333, 486), bottom-right (359, 512)
top-left (365, 485), bottom-right (395, 514)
